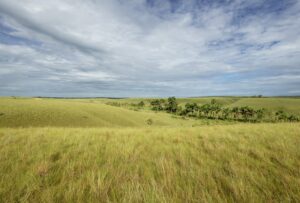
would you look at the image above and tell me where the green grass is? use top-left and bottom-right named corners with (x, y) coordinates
top-left (0, 123), bottom-right (300, 202)
top-left (0, 98), bottom-right (233, 127)
top-left (77, 97), bottom-right (300, 114)
top-left (1, 97), bottom-right (300, 202)
top-left (227, 98), bottom-right (300, 115)
top-left (77, 97), bottom-right (240, 107)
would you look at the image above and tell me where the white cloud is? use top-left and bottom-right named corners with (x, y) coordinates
top-left (0, 0), bottom-right (299, 96)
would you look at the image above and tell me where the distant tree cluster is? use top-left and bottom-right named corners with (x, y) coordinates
top-left (106, 102), bottom-right (121, 107)
top-left (150, 97), bottom-right (179, 113)
top-left (150, 99), bottom-right (165, 111)
top-left (106, 101), bottom-right (145, 110)
top-left (149, 97), bottom-right (299, 123)
top-left (179, 100), bottom-right (267, 122)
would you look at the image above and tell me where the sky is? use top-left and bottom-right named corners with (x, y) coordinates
top-left (0, 0), bottom-right (299, 97)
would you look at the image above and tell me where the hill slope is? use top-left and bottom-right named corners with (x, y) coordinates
top-left (227, 98), bottom-right (300, 115)
top-left (0, 98), bottom-right (210, 127)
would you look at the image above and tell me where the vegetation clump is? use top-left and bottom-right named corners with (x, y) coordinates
top-left (150, 99), bottom-right (165, 111)
top-left (146, 118), bottom-right (153, 125)
top-left (149, 97), bottom-right (299, 123)
top-left (138, 101), bottom-right (145, 108)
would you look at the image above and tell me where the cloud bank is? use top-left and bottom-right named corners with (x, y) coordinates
top-left (0, 0), bottom-right (299, 97)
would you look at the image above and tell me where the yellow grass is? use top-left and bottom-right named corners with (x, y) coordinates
top-left (0, 123), bottom-right (300, 202)
top-left (1, 97), bottom-right (300, 202)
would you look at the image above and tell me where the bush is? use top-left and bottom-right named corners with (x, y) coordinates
top-left (165, 97), bottom-right (178, 113)
top-left (138, 101), bottom-right (145, 108)
top-left (275, 110), bottom-right (287, 121)
top-left (146, 118), bottom-right (153, 125)
top-left (288, 115), bottom-right (299, 122)
top-left (150, 99), bottom-right (164, 111)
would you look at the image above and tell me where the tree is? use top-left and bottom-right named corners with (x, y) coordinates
top-left (165, 97), bottom-right (178, 113)
top-left (211, 99), bottom-right (217, 105)
top-left (138, 101), bottom-right (145, 108)
top-left (150, 99), bottom-right (163, 111)
top-left (184, 103), bottom-right (199, 116)
top-left (240, 106), bottom-right (255, 121)
top-left (199, 104), bottom-right (210, 118)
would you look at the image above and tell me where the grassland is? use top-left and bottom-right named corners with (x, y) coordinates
top-left (0, 97), bottom-right (300, 202)
top-left (1, 124), bottom-right (300, 202)
top-left (79, 96), bottom-right (300, 115)
top-left (227, 97), bottom-right (300, 115)
top-left (0, 97), bottom-right (233, 128)
top-left (1, 97), bottom-right (299, 128)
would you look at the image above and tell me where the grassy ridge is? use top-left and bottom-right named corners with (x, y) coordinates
top-left (0, 123), bottom-right (300, 202)
top-left (1, 97), bottom-right (300, 128)
top-left (80, 97), bottom-right (300, 114)
top-left (228, 98), bottom-right (300, 115)
top-left (0, 98), bottom-right (223, 127)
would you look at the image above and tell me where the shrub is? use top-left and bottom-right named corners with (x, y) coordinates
top-left (150, 99), bottom-right (164, 111)
top-left (165, 97), bottom-right (178, 113)
top-left (138, 101), bottom-right (145, 107)
top-left (275, 110), bottom-right (288, 121)
top-left (146, 118), bottom-right (153, 125)
top-left (287, 115), bottom-right (299, 122)
top-left (185, 103), bottom-right (199, 115)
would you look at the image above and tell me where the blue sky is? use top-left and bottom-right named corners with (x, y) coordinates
top-left (0, 0), bottom-right (299, 97)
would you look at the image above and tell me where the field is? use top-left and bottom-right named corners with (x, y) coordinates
top-left (0, 97), bottom-right (300, 202)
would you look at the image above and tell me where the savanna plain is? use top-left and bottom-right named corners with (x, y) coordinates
top-left (0, 97), bottom-right (300, 202)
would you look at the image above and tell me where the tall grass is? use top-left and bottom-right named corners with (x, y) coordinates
top-left (1, 123), bottom-right (300, 202)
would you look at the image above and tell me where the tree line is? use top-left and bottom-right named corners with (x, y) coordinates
top-left (150, 97), bottom-right (299, 122)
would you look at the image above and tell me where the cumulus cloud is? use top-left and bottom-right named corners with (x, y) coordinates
top-left (0, 0), bottom-right (299, 97)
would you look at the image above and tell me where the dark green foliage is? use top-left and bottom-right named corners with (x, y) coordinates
top-left (150, 99), bottom-right (164, 111)
top-left (138, 101), bottom-right (145, 107)
top-left (183, 103), bottom-right (199, 116)
top-left (239, 106), bottom-right (255, 121)
top-left (198, 101), bottom-right (221, 119)
top-left (199, 104), bottom-right (211, 118)
top-left (147, 98), bottom-right (298, 123)
top-left (288, 115), bottom-right (299, 122)
top-left (211, 99), bottom-right (217, 105)
top-left (165, 97), bottom-right (178, 113)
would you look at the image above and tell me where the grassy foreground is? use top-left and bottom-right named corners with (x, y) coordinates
top-left (1, 123), bottom-right (300, 202)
